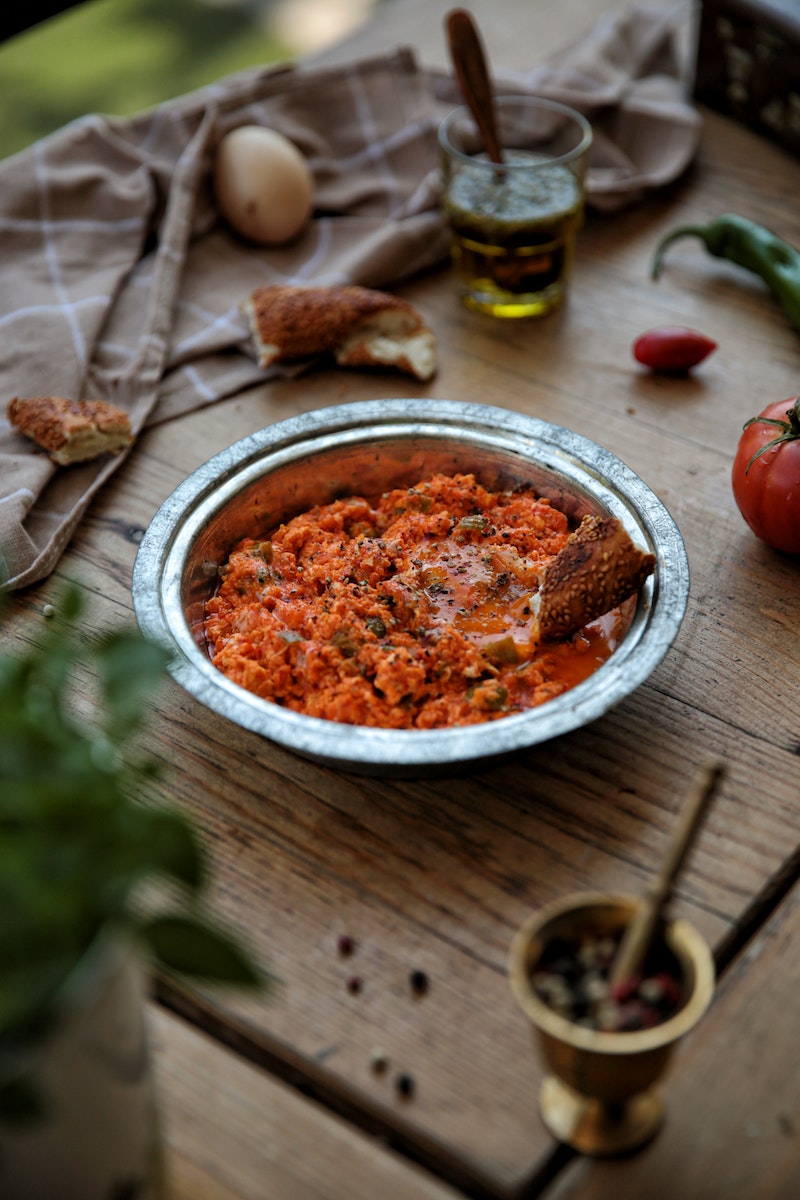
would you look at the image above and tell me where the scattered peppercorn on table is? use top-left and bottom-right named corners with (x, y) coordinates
top-left (4, 0), bottom-right (800, 1197)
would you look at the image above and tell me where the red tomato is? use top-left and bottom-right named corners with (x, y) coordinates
top-left (731, 396), bottom-right (800, 554)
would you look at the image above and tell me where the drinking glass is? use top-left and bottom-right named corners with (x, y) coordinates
top-left (439, 95), bottom-right (593, 318)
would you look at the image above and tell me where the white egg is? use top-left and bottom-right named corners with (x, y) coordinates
top-left (214, 125), bottom-right (314, 246)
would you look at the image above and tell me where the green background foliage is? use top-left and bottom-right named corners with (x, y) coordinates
top-left (0, 583), bottom-right (264, 1076)
top-left (0, 0), bottom-right (295, 160)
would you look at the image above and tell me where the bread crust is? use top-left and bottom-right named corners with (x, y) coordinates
top-left (7, 396), bottom-right (133, 466)
top-left (534, 514), bottom-right (656, 643)
top-left (242, 284), bottom-right (437, 380)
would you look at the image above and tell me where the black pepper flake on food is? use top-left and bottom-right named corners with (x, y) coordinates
top-left (395, 1073), bottom-right (415, 1098)
top-left (409, 969), bottom-right (429, 995)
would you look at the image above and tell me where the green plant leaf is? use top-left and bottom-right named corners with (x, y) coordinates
top-left (137, 915), bottom-right (264, 986)
top-left (97, 804), bottom-right (205, 897)
top-left (0, 954), bottom-right (84, 1040)
top-left (96, 631), bottom-right (172, 742)
top-left (0, 584), bottom-right (267, 1043)
top-left (54, 580), bottom-right (85, 623)
top-left (0, 1076), bottom-right (45, 1125)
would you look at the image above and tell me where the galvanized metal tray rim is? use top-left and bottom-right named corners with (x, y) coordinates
top-left (133, 399), bottom-right (689, 775)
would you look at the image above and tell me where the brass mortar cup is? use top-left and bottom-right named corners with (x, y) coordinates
top-left (509, 891), bottom-right (715, 1156)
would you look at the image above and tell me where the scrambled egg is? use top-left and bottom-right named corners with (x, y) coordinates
top-left (204, 473), bottom-right (622, 728)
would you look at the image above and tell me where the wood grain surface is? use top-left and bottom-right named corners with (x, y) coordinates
top-left (150, 1006), bottom-right (463, 1200)
top-left (4, 0), bottom-right (800, 1197)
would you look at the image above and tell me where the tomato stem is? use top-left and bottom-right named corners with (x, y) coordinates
top-left (744, 397), bottom-right (800, 472)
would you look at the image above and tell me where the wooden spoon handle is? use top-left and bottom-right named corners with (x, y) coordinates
top-left (609, 760), bottom-right (725, 988)
top-left (445, 9), bottom-right (504, 166)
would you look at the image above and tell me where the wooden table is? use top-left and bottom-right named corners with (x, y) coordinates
top-left (5, 1), bottom-right (800, 1196)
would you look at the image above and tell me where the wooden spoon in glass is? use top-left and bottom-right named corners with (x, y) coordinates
top-left (445, 8), bottom-right (504, 167)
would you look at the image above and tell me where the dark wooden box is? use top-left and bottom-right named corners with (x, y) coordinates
top-left (694, 0), bottom-right (800, 156)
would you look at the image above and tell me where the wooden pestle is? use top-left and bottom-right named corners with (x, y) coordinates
top-left (608, 760), bottom-right (725, 990)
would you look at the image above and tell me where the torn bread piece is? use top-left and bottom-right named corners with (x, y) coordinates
top-left (531, 514), bottom-right (656, 644)
top-left (241, 284), bottom-right (437, 381)
top-left (7, 396), bottom-right (133, 466)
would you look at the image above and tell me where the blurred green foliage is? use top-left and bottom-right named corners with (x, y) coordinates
top-left (0, 0), bottom-right (295, 159)
top-left (0, 582), bottom-right (265, 1108)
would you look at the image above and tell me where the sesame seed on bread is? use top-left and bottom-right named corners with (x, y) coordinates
top-left (241, 284), bottom-right (437, 381)
top-left (532, 514), bottom-right (656, 643)
top-left (7, 396), bottom-right (133, 466)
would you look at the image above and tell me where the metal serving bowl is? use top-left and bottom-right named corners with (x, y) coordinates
top-left (132, 399), bottom-right (689, 776)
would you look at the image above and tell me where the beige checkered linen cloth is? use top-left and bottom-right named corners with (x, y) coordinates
top-left (0, 4), bottom-right (699, 590)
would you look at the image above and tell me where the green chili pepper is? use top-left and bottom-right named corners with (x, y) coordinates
top-left (651, 213), bottom-right (800, 334)
top-left (484, 635), bottom-right (520, 665)
top-left (457, 513), bottom-right (489, 533)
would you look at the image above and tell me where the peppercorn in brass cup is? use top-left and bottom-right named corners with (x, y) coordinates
top-left (438, 95), bottom-right (593, 318)
top-left (509, 892), bottom-right (715, 1156)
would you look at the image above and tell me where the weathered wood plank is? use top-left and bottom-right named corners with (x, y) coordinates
top-left (150, 1005), bottom-right (464, 1200)
top-left (4, 0), bottom-right (800, 1194)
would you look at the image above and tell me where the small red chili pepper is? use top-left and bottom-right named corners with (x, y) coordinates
top-left (633, 326), bottom-right (717, 373)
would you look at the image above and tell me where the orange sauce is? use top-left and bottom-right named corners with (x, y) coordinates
top-left (203, 473), bottom-right (628, 729)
